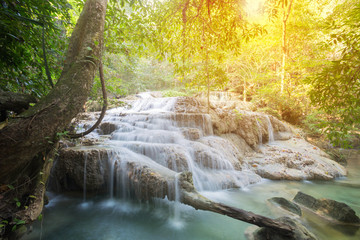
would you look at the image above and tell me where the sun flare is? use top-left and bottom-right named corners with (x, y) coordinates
top-left (245, 0), bottom-right (265, 17)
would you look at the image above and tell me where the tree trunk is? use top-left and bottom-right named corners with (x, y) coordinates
top-left (280, 17), bottom-right (286, 94)
top-left (177, 172), bottom-right (294, 237)
top-left (280, 0), bottom-right (294, 94)
top-left (0, 0), bottom-right (108, 234)
top-left (0, 0), bottom-right (107, 184)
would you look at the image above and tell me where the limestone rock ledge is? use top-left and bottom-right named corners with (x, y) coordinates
top-left (245, 138), bottom-right (347, 180)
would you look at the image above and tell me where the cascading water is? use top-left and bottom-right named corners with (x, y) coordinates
top-left (83, 153), bottom-right (88, 202)
top-left (255, 117), bottom-right (263, 145)
top-left (103, 93), bottom-right (260, 196)
top-left (266, 116), bottom-right (275, 143)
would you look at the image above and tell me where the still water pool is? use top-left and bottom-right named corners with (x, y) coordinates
top-left (24, 151), bottom-right (360, 240)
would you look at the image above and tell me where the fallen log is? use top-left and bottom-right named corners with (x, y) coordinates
top-left (121, 159), bottom-right (295, 237)
top-left (177, 172), bottom-right (295, 237)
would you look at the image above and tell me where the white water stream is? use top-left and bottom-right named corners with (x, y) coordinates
top-left (99, 93), bottom-right (261, 196)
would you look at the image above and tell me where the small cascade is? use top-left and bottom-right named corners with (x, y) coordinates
top-left (255, 118), bottom-right (263, 145)
top-left (266, 116), bottom-right (275, 143)
top-left (167, 173), bottom-right (184, 229)
top-left (83, 153), bottom-right (88, 202)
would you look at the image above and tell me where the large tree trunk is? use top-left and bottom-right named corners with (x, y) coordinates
top-left (0, 0), bottom-right (108, 235)
top-left (0, 0), bottom-right (107, 184)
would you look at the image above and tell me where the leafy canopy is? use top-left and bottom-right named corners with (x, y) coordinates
top-left (0, 0), bottom-right (71, 97)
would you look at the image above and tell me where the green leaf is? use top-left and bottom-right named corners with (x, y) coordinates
top-left (86, 46), bottom-right (93, 51)
top-left (7, 184), bottom-right (15, 190)
top-left (38, 214), bottom-right (43, 221)
top-left (16, 202), bottom-right (21, 207)
top-left (16, 220), bottom-right (25, 225)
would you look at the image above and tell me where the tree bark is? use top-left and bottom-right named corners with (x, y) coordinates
top-left (0, 90), bottom-right (37, 120)
top-left (0, 0), bottom-right (108, 185)
top-left (0, 2), bottom-right (108, 236)
top-left (280, 0), bottom-right (294, 94)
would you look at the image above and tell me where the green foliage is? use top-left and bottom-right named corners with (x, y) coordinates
top-left (11, 218), bottom-right (25, 232)
top-left (307, 0), bottom-right (360, 146)
top-left (91, 53), bottom-right (174, 99)
top-left (252, 81), bottom-right (309, 124)
top-left (0, 220), bottom-right (8, 229)
top-left (56, 130), bottom-right (69, 139)
top-left (151, 0), bottom-right (265, 95)
top-left (0, 0), bottom-right (71, 97)
top-left (302, 111), bottom-right (328, 137)
top-left (162, 90), bottom-right (188, 97)
top-left (187, 62), bottom-right (229, 92)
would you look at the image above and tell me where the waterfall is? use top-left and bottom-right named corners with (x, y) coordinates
top-left (83, 152), bottom-right (88, 202)
top-left (255, 118), bottom-right (263, 145)
top-left (95, 93), bottom-right (261, 199)
top-left (266, 116), bottom-right (275, 143)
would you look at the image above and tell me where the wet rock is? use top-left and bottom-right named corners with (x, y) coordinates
top-left (192, 140), bottom-right (242, 171)
top-left (80, 138), bottom-right (100, 146)
top-left (171, 113), bottom-right (213, 135)
top-left (210, 109), bottom-right (292, 148)
top-left (220, 133), bottom-right (254, 156)
top-left (293, 192), bottom-right (360, 224)
top-left (269, 197), bottom-right (302, 216)
top-left (49, 147), bottom-right (108, 192)
top-left (198, 136), bottom-right (244, 167)
top-left (99, 122), bottom-right (117, 135)
top-left (245, 217), bottom-right (317, 240)
top-left (174, 96), bottom-right (208, 113)
top-left (181, 127), bottom-right (202, 140)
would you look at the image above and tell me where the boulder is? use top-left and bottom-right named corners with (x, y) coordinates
top-left (293, 192), bottom-right (360, 224)
top-left (49, 147), bottom-right (108, 193)
top-left (99, 122), bottom-right (117, 135)
top-left (269, 197), bottom-right (302, 216)
top-left (245, 217), bottom-right (317, 240)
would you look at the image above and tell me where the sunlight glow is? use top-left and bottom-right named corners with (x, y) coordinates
top-left (245, 0), bottom-right (265, 17)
